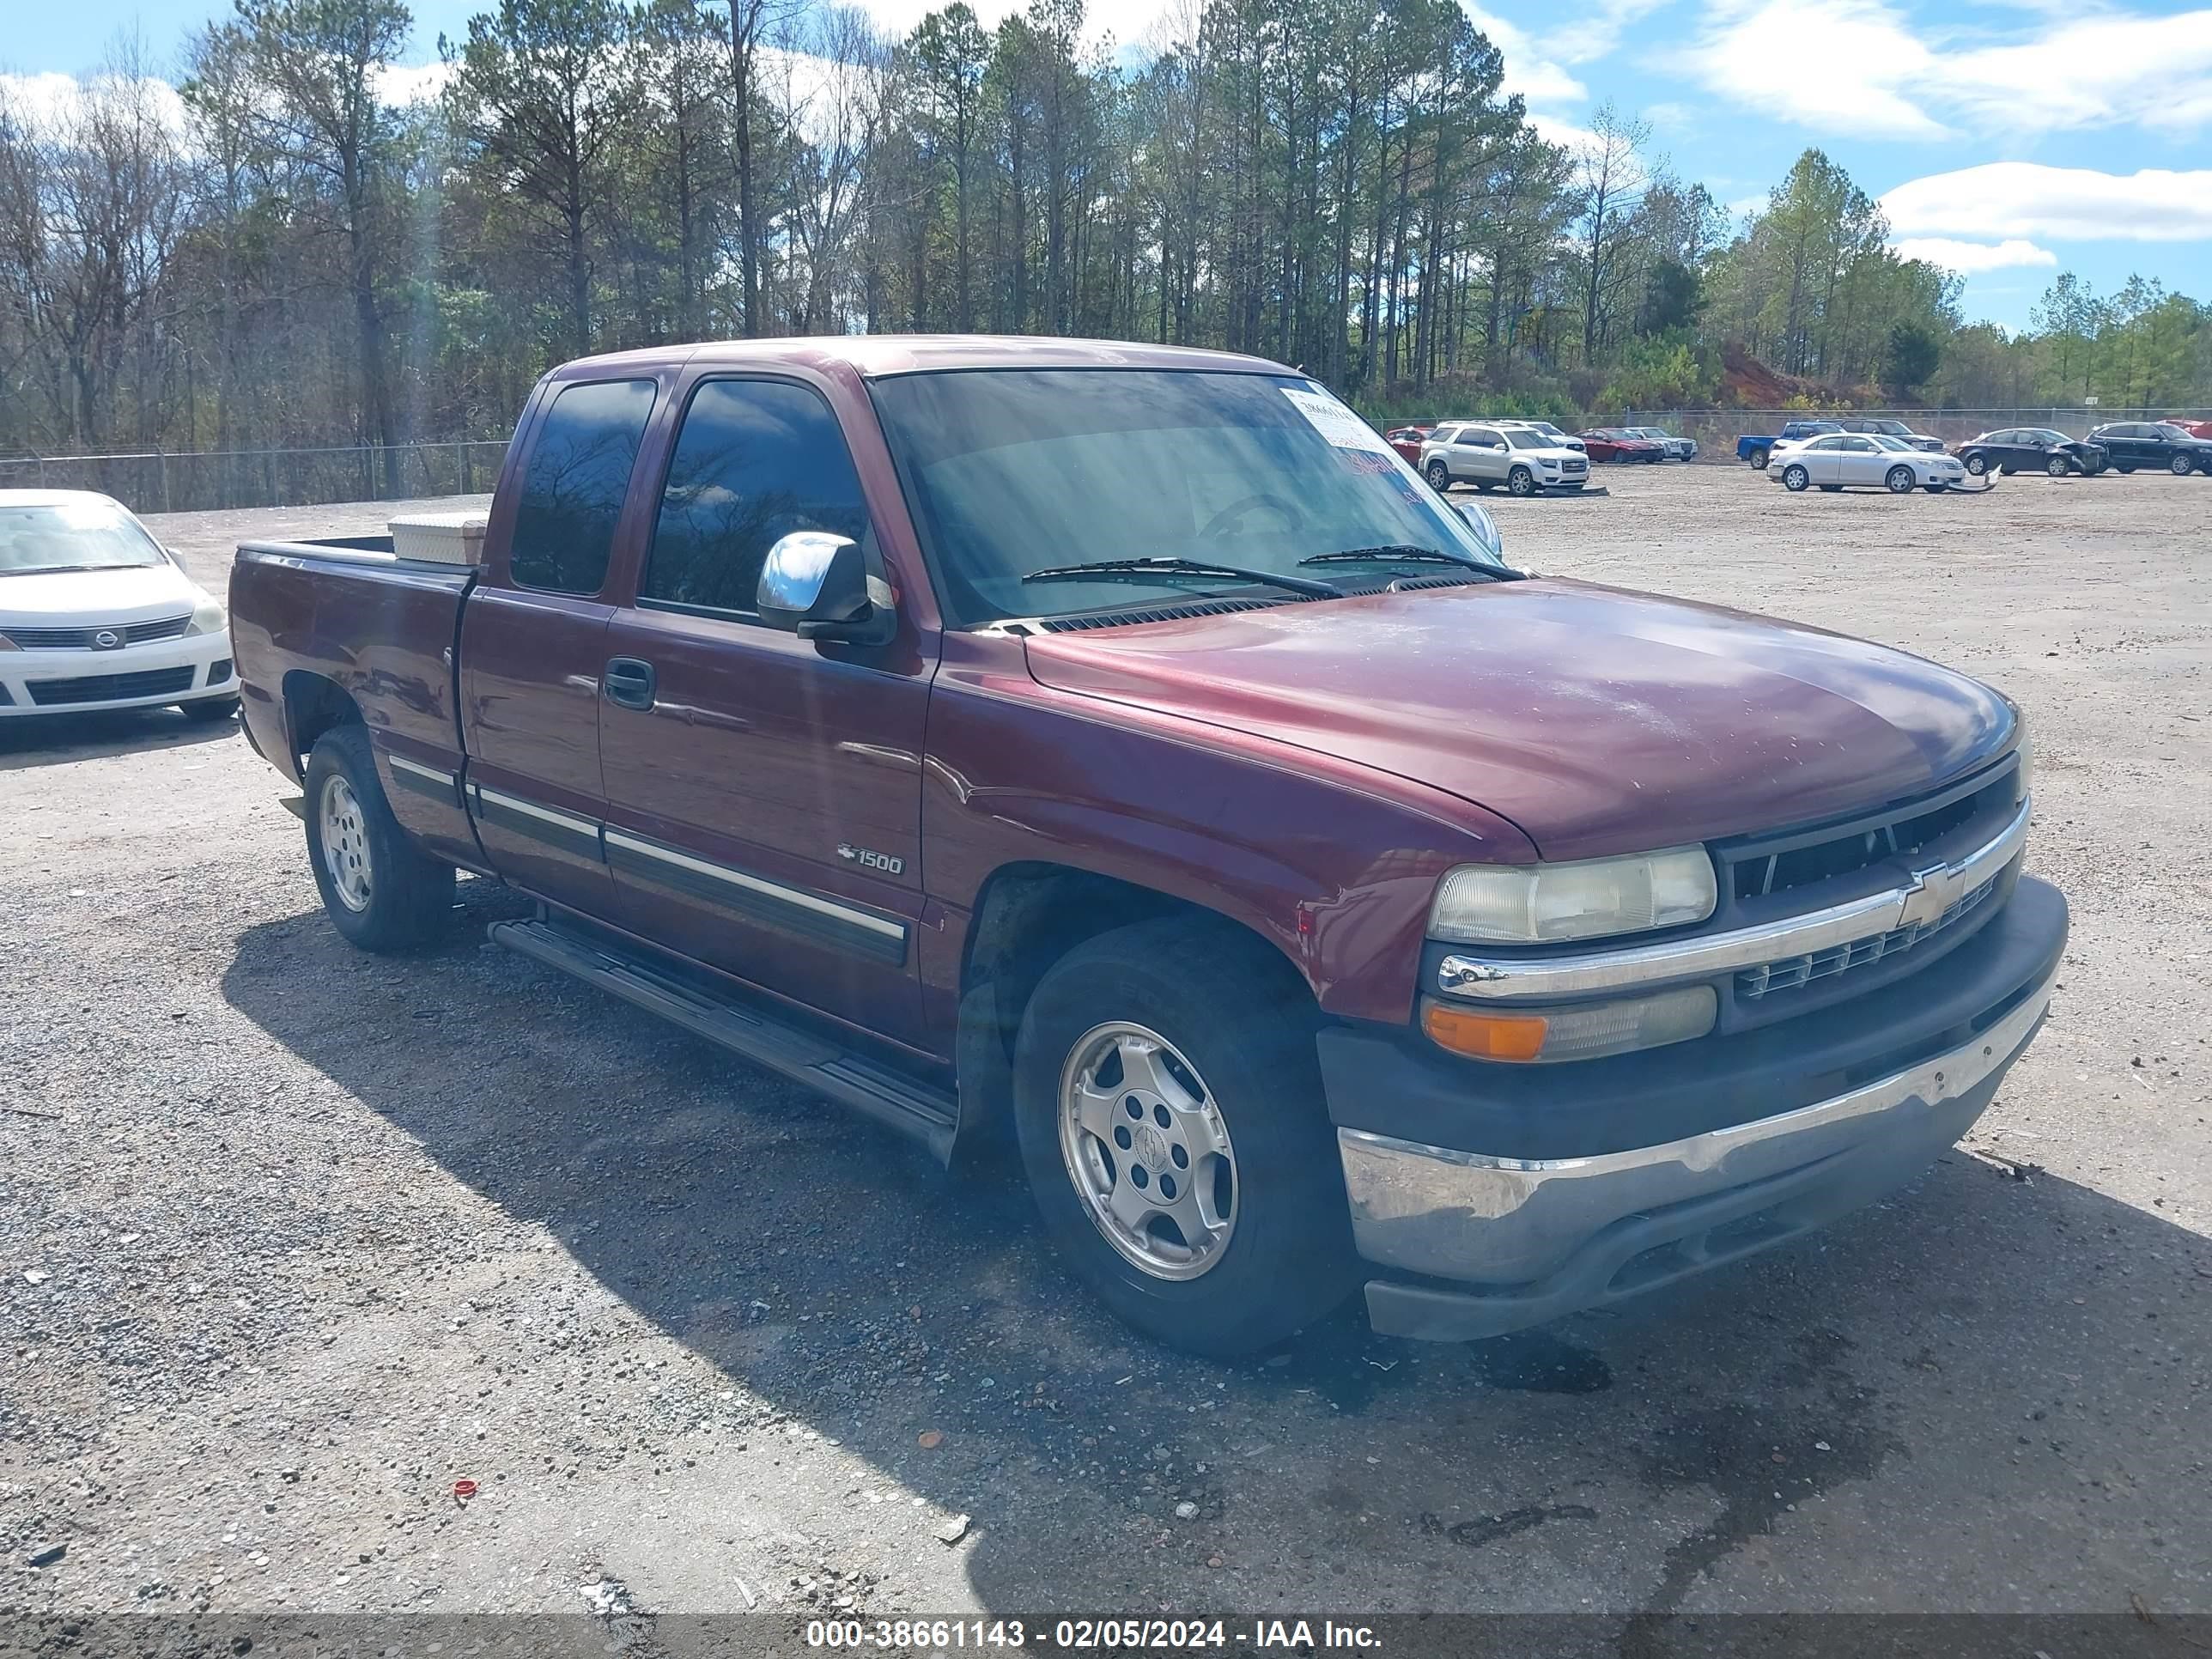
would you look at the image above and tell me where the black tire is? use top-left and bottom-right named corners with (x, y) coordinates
top-left (1425, 459), bottom-right (1452, 491)
top-left (1818, 483), bottom-right (1842, 492)
top-left (1747, 447), bottom-right (1770, 471)
top-left (1924, 483), bottom-right (1946, 494)
top-left (302, 725), bottom-right (454, 952)
top-left (179, 696), bottom-right (240, 723)
top-left (1011, 916), bottom-right (1358, 1356)
top-left (1886, 465), bottom-right (1915, 494)
top-left (1782, 463), bottom-right (1809, 491)
top-left (1507, 465), bottom-right (1536, 496)
top-left (2116, 465), bottom-right (2136, 474)
top-left (1963, 453), bottom-right (1987, 476)
top-left (2171, 453), bottom-right (2195, 476)
top-left (1472, 480), bottom-right (1495, 493)
top-left (2046, 455), bottom-right (2070, 477)
top-left (1999, 465), bottom-right (2016, 475)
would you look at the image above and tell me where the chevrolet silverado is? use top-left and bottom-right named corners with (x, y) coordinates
top-left (230, 337), bottom-right (2067, 1356)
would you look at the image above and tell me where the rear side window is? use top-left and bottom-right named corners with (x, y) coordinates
top-left (641, 380), bottom-right (872, 617)
top-left (510, 379), bottom-right (657, 594)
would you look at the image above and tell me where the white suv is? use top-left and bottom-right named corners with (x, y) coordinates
top-left (1418, 422), bottom-right (1590, 496)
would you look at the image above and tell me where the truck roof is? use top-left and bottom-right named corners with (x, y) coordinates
top-left (549, 334), bottom-right (1297, 382)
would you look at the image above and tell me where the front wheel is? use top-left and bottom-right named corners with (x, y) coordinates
top-left (2172, 453), bottom-right (2196, 476)
top-left (1425, 459), bottom-right (1452, 491)
top-left (2046, 455), bottom-right (2071, 477)
top-left (1781, 463), bottom-right (1809, 491)
top-left (1886, 465), bottom-right (1915, 494)
top-left (1747, 447), bottom-right (1770, 471)
top-left (1506, 465), bottom-right (1536, 496)
top-left (1963, 453), bottom-right (1988, 476)
top-left (1012, 919), bottom-right (1358, 1355)
top-left (303, 725), bottom-right (454, 952)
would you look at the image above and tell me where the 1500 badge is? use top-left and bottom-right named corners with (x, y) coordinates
top-left (837, 843), bottom-right (906, 875)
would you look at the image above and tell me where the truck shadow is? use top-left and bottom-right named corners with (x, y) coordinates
top-left (0, 706), bottom-right (238, 771)
top-left (220, 890), bottom-right (2208, 1617)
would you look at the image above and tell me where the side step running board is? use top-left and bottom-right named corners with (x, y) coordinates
top-left (489, 917), bottom-right (957, 1162)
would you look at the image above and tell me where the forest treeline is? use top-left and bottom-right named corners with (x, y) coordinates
top-left (3, 0), bottom-right (2208, 467)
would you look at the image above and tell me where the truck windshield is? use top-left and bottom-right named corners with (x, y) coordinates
top-left (0, 500), bottom-right (167, 575)
top-left (870, 368), bottom-right (1509, 626)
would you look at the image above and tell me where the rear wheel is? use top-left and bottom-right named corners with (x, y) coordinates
top-left (1747, 447), bottom-right (1770, 471)
top-left (1963, 453), bottom-right (1988, 476)
top-left (1506, 465), bottom-right (1536, 496)
top-left (1781, 463), bottom-right (1809, 491)
top-left (1012, 917), bottom-right (1357, 1356)
top-left (1425, 459), bottom-right (1452, 491)
top-left (1886, 465), bottom-right (1915, 494)
top-left (303, 725), bottom-right (454, 952)
top-left (2046, 454), bottom-right (2070, 477)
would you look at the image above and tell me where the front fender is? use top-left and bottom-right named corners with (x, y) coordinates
top-left (921, 635), bottom-right (1538, 1027)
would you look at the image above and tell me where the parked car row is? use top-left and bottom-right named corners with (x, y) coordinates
top-left (1739, 416), bottom-right (2212, 483)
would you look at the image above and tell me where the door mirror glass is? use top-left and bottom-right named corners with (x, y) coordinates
top-left (757, 532), bottom-right (889, 643)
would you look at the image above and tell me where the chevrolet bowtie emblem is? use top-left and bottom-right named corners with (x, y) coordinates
top-left (1897, 859), bottom-right (1970, 930)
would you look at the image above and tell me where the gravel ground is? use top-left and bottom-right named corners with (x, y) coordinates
top-left (3, 465), bottom-right (2208, 1634)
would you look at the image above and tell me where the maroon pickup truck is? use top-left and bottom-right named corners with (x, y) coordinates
top-left (230, 337), bottom-right (2067, 1355)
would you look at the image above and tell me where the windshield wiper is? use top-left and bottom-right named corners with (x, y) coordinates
top-left (1297, 544), bottom-right (1516, 578)
top-left (1019, 556), bottom-right (1340, 599)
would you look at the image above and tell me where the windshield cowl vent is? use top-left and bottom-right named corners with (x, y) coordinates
top-left (1034, 594), bottom-right (1309, 633)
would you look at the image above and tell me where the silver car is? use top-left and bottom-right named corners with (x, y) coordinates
top-left (1627, 425), bottom-right (1698, 460)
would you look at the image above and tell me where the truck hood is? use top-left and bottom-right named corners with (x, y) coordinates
top-left (1021, 579), bottom-right (2014, 860)
top-left (0, 561), bottom-right (204, 623)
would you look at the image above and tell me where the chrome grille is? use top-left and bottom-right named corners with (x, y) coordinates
top-left (2, 614), bottom-right (191, 650)
top-left (1737, 873), bottom-right (1998, 1000)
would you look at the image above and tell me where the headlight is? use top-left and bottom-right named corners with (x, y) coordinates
top-left (1430, 847), bottom-right (1717, 945)
top-left (185, 596), bottom-right (228, 636)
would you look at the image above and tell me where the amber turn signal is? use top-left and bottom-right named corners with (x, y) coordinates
top-left (1422, 1001), bottom-right (1549, 1061)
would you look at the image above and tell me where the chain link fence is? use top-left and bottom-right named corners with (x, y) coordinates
top-left (0, 441), bottom-right (514, 516)
top-left (1623, 409), bottom-right (2211, 461)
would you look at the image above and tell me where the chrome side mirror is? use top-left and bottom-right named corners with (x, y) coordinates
top-left (757, 532), bottom-right (891, 644)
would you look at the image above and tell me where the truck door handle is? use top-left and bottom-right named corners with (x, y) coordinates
top-left (604, 658), bottom-right (656, 710)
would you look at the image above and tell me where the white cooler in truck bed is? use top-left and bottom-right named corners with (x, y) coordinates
top-left (388, 511), bottom-right (488, 564)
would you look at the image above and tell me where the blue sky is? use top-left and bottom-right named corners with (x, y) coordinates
top-left (9, 0), bottom-right (2211, 330)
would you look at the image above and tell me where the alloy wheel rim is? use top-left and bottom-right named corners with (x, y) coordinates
top-left (1057, 1021), bottom-right (1237, 1281)
top-left (319, 775), bottom-right (373, 912)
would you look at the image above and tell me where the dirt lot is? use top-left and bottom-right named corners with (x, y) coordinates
top-left (3, 465), bottom-right (2209, 1637)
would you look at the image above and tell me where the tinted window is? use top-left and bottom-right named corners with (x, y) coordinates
top-left (511, 380), bottom-right (656, 593)
top-left (641, 380), bottom-right (872, 616)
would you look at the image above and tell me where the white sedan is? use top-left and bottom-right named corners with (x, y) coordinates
top-left (0, 490), bottom-right (239, 720)
top-left (1766, 433), bottom-right (1966, 495)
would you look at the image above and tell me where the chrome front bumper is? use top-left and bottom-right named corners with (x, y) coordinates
top-left (1341, 968), bottom-right (2053, 1340)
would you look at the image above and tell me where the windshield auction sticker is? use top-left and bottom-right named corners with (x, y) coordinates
top-left (1281, 386), bottom-right (1395, 456)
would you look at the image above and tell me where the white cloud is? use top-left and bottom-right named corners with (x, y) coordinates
top-left (375, 61), bottom-right (456, 107)
top-left (1891, 236), bottom-right (2058, 274)
top-left (0, 70), bottom-right (186, 136)
top-left (1671, 0), bottom-right (2212, 139)
top-left (1462, 3), bottom-right (1589, 106)
top-left (1881, 163), bottom-right (2212, 243)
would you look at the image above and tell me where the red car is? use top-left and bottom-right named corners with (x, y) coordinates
top-left (229, 334), bottom-right (2064, 1355)
top-left (1577, 428), bottom-right (1664, 463)
top-left (2171, 418), bottom-right (2212, 441)
top-left (1384, 425), bottom-right (1433, 463)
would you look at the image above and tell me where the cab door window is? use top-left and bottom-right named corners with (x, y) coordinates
top-left (641, 379), bottom-right (873, 618)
